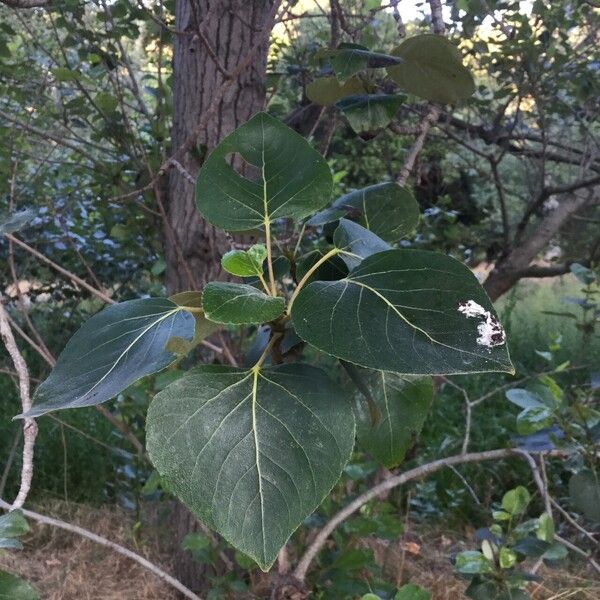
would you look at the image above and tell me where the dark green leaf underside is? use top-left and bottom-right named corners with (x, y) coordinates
top-left (22, 298), bottom-right (195, 418)
top-left (146, 363), bottom-right (355, 570)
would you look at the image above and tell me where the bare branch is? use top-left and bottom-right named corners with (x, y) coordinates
top-left (0, 498), bottom-right (202, 600)
top-left (0, 302), bottom-right (38, 509)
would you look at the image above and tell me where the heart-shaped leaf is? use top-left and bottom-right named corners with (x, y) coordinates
top-left (146, 363), bottom-right (355, 570)
top-left (355, 372), bottom-right (433, 468)
top-left (334, 219), bottom-right (391, 269)
top-left (20, 298), bottom-right (197, 418)
top-left (336, 94), bottom-right (403, 134)
top-left (196, 112), bottom-right (332, 231)
top-left (387, 35), bottom-right (475, 104)
top-left (202, 282), bottom-right (285, 325)
top-left (291, 249), bottom-right (513, 375)
top-left (331, 182), bottom-right (419, 242)
top-left (306, 75), bottom-right (369, 106)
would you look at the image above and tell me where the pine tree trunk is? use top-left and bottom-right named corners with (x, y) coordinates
top-left (164, 0), bottom-right (274, 591)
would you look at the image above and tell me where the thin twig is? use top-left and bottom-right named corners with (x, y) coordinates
top-left (0, 303), bottom-right (38, 509)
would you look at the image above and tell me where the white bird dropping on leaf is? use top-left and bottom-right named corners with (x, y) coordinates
top-left (457, 300), bottom-right (506, 349)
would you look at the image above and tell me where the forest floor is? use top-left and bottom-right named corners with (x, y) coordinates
top-left (1, 501), bottom-right (598, 599)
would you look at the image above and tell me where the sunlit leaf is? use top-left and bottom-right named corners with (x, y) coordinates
top-left (336, 94), bottom-right (403, 134)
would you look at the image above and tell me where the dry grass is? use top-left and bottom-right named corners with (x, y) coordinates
top-left (0, 502), bottom-right (598, 599)
top-left (0, 501), bottom-right (177, 600)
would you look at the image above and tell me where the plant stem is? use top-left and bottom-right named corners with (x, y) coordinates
top-left (253, 331), bottom-right (283, 371)
top-left (287, 247), bottom-right (341, 313)
top-left (264, 217), bottom-right (277, 296)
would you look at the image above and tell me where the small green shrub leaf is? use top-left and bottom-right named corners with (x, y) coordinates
top-left (146, 364), bottom-right (355, 570)
top-left (221, 245), bottom-right (268, 277)
top-left (20, 298), bottom-right (196, 418)
top-left (0, 511), bottom-right (28, 540)
top-left (502, 486), bottom-right (531, 516)
top-left (455, 551), bottom-right (493, 574)
top-left (387, 35), bottom-right (475, 103)
top-left (196, 112), bottom-right (332, 231)
top-left (202, 282), bottom-right (285, 325)
top-left (355, 372), bottom-right (433, 468)
top-left (395, 583), bottom-right (431, 600)
top-left (291, 249), bottom-right (513, 375)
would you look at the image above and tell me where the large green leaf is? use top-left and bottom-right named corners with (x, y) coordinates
top-left (0, 571), bottom-right (39, 600)
top-left (202, 282), bottom-right (285, 325)
top-left (331, 182), bottom-right (419, 242)
top-left (196, 112), bottom-right (332, 231)
top-left (387, 35), bottom-right (475, 104)
top-left (146, 363), bottom-right (355, 570)
top-left (333, 219), bottom-right (390, 269)
top-left (569, 470), bottom-right (600, 522)
top-left (291, 249), bottom-right (513, 375)
top-left (20, 298), bottom-right (196, 418)
top-left (0, 511), bottom-right (29, 550)
top-left (355, 373), bottom-right (433, 468)
top-left (306, 75), bottom-right (369, 106)
top-left (336, 94), bottom-right (403, 134)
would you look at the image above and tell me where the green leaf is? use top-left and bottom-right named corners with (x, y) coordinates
top-left (331, 182), bottom-right (419, 242)
top-left (166, 291), bottom-right (220, 356)
top-left (333, 218), bottom-right (391, 269)
top-left (499, 547), bottom-right (517, 569)
top-left (502, 486), bottom-right (531, 516)
top-left (51, 67), bottom-right (80, 82)
top-left (395, 584), bottom-right (431, 600)
top-left (20, 298), bottom-right (196, 418)
top-left (455, 551), bottom-right (493, 574)
top-left (0, 511), bottom-right (28, 540)
top-left (569, 470), bottom-right (600, 522)
top-left (291, 249), bottom-right (513, 375)
top-left (513, 537), bottom-right (550, 558)
top-left (0, 571), bottom-right (39, 600)
top-left (570, 263), bottom-right (596, 285)
top-left (221, 245), bottom-right (267, 277)
top-left (329, 44), bottom-right (401, 80)
top-left (297, 250), bottom-right (349, 283)
top-left (387, 35), bottom-right (475, 104)
top-left (355, 372), bottom-right (433, 468)
top-left (505, 389), bottom-right (546, 410)
top-left (0, 208), bottom-right (36, 235)
top-left (95, 92), bottom-right (118, 113)
top-left (542, 542), bottom-right (567, 561)
top-left (516, 406), bottom-right (554, 435)
top-left (306, 75), bottom-right (369, 106)
top-left (536, 512), bottom-right (554, 542)
top-left (196, 112), bottom-right (332, 231)
top-left (146, 363), bottom-right (355, 570)
top-left (202, 282), bottom-right (285, 325)
top-left (336, 94), bottom-right (403, 134)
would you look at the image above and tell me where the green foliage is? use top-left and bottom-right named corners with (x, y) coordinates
top-left (202, 282), bottom-right (285, 325)
top-left (0, 571), bottom-right (39, 600)
top-left (146, 363), bottom-right (355, 570)
top-left (0, 511), bottom-right (28, 550)
top-left (221, 245), bottom-right (268, 278)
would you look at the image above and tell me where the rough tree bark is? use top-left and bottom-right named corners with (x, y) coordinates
top-left (164, 0), bottom-right (275, 590)
top-left (483, 188), bottom-right (597, 301)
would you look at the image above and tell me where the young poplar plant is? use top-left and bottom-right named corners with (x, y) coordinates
top-left (15, 37), bottom-right (514, 571)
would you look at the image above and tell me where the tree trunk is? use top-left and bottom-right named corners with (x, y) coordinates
top-left (164, 0), bottom-right (274, 591)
